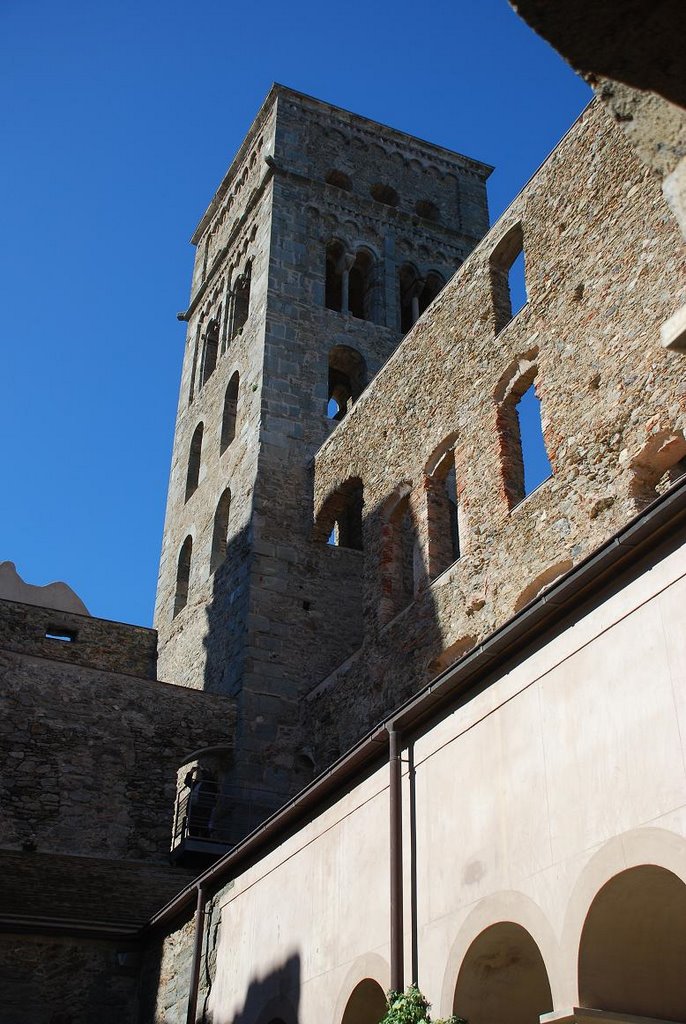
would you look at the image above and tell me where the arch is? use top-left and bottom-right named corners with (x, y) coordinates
top-left (341, 980), bottom-right (387, 1024)
top-left (348, 248), bottom-right (378, 322)
top-left (417, 271), bottom-right (444, 317)
top-left (399, 263), bottom-right (421, 334)
top-left (334, 954), bottom-right (390, 1024)
top-left (629, 428), bottom-right (686, 510)
top-left (578, 865), bottom-right (686, 1021)
top-left (427, 634), bottom-right (476, 678)
top-left (314, 476), bottom-right (364, 551)
top-left (494, 353), bottom-right (551, 508)
top-left (221, 372), bottom-right (240, 453)
top-left (174, 535), bottom-right (192, 617)
top-left (232, 262), bottom-right (252, 336)
top-left (425, 435), bottom-right (462, 578)
top-left (328, 346), bottom-right (366, 420)
top-left (185, 422), bottom-right (204, 501)
top-left (452, 922), bottom-right (553, 1024)
top-left (370, 183), bottom-right (399, 207)
top-left (326, 169), bottom-right (352, 191)
top-left (188, 336), bottom-right (200, 405)
top-left (379, 484), bottom-right (420, 624)
top-left (513, 560), bottom-right (573, 613)
top-left (490, 222), bottom-right (526, 333)
top-left (210, 488), bottom-right (231, 573)
top-left (415, 199), bottom-right (440, 222)
top-left (201, 319), bottom-right (219, 386)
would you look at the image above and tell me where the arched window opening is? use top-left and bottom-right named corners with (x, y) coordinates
top-left (415, 199), bottom-right (439, 222)
top-left (370, 183), bottom-right (399, 207)
top-left (233, 264), bottom-right (252, 336)
top-left (380, 489), bottom-right (419, 624)
top-left (495, 357), bottom-right (551, 509)
top-left (453, 922), bottom-right (553, 1024)
top-left (325, 240), bottom-right (346, 312)
top-left (314, 477), bottom-right (364, 551)
top-left (210, 488), bottom-right (231, 573)
top-left (174, 536), bottom-right (192, 617)
top-left (326, 169), bottom-right (352, 191)
top-left (426, 443), bottom-right (461, 579)
top-left (629, 430), bottom-right (686, 510)
top-left (341, 979), bottom-right (387, 1024)
top-left (348, 249), bottom-right (376, 322)
top-left (328, 346), bottom-right (366, 421)
top-left (490, 223), bottom-right (527, 334)
top-left (399, 263), bottom-right (421, 334)
top-left (417, 271), bottom-right (444, 317)
top-left (578, 865), bottom-right (686, 1021)
top-left (185, 422), bottom-right (204, 502)
top-left (188, 337), bottom-right (200, 405)
top-left (221, 372), bottom-right (239, 453)
top-left (200, 320), bottom-right (219, 386)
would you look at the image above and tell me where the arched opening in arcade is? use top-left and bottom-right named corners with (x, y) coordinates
top-left (341, 979), bottom-right (387, 1024)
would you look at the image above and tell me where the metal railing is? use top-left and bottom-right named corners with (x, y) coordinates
top-left (171, 780), bottom-right (233, 852)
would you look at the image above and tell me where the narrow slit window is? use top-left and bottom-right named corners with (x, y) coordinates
top-left (174, 536), bottom-right (193, 617)
top-left (233, 264), bottom-right (251, 335)
top-left (200, 320), bottom-right (219, 386)
top-left (185, 422), bottom-right (203, 501)
top-left (426, 439), bottom-right (461, 580)
top-left (45, 628), bottom-right (77, 643)
top-left (221, 372), bottom-right (239, 453)
top-left (210, 488), bottom-right (231, 573)
top-left (490, 223), bottom-right (527, 334)
top-left (517, 384), bottom-right (552, 496)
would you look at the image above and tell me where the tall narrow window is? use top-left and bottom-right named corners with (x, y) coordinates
top-left (188, 337), bottom-right (200, 405)
top-left (490, 223), bottom-right (527, 334)
top-left (174, 536), bottom-right (192, 617)
top-left (399, 263), bottom-right (420, 334)
top-left (495, 354), bottom-right (551, 508)
top-left (233, 264), bottom-right (251, 335)
top-left (221, 372), bottom-right (239, 453)
top-left (210, 488), bottom-right (231, 573)
top-left (325, 240), bottom-right (345, 312)
top-left (380, 488), bottom-right (419, 623)
top-left (426, 442), bottom-right (461, 580)
top-left (327, 346), bottom-right (366, 421)
top-left (185, 422), bottom-right (203, 502)
top-left (348, 249), bottom-right (376, 321)
top-left (417, 271), bottom-right (444, 317)
top-left (200, 320), bottom-right (219, 386)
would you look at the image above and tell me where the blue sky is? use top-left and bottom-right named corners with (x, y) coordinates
top-left (1, 0), bottom-right (590, 626)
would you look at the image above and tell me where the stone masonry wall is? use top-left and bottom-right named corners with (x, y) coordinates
top-left (306, 101), bottom-right (686, 766)
top-left (0, 648), bottom-right (235, 860)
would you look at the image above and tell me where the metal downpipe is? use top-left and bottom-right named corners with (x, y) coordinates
top-left (186, 884), bottom-right (207, 1024)
top-left (388, 725), bottom-right (404, 993)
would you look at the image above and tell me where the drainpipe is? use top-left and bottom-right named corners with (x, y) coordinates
top-left (388, 724), bottom-right (404, 993)
top-left (186, 884), bottom-right (207, 1024)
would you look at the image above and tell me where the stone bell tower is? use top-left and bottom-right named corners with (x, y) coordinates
top-left (155, 84), bottom-right (492, 842)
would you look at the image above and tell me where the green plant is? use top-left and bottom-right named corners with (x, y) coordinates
top-left (380, 985), bottom-right (466, 1024)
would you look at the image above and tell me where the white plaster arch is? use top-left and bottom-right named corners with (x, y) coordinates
top-left (558, 826), bottom-right (686, 1008)
top-left (334, 952), bottom-right (391, 1024)
top-left (438, 890), bottom-right (561, 1018)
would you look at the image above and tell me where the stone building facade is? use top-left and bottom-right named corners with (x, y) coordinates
top-left (3, 66), bottom-right (686, 1024)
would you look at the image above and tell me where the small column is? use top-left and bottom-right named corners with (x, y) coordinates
top-left (339, 252), bottom-right (356, 314)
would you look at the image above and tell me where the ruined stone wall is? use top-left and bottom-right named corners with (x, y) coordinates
top-left (0, 597), bottom-right (157, 677)
top-left (306, 101), bottom-right (686, 766)
top-left (0, 644), bottom-right (235, 859)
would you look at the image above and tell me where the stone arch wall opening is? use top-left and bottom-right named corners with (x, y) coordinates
top-left (370, 183), bottom-right (399, 207)
top-left (185, 422), bottom-right (204, 502)
top-left (314, 477), bottom-right (364, 551)
top-left (417, 271), bottom-right (445, 317)
top-left (326, 239), bottom-right (346, 312)
top-left (578, 864), bottom-right (686, 1022)
top-left (453, 921), bottom-right (553, 1024)
top-left (341, 979), bottom-right (387, 1024)
top-left (426, 438), bottom-right (461, 579)
top-left (201, 318), bottom-right (220, 386)
top-left (188, 336), bottom-right (200, 405)
top-left (495, 357), bottom-right (551, 508)
top-left (221, 372), bottom-right (240, 453)
top-left (629, 430), bottom-right (686, 510)
top-left (380, 487), bottom-right (420, 624)
top-left (349, 249), bottom-right (377, 322)
top-left (210, 488), bottom-right (231, 574)
top-left (233, 263), bottom-right (252, 335)
top-left (328, 345), bottom-right (367, 420)
top-left (174, 535), bottom-right (193, 617)
top-left (399, 263), bottom-right (421, 334)
top-left (490, 223), bottom-right (527, 333)
top-left (326, 169), bottom-right (352, 191)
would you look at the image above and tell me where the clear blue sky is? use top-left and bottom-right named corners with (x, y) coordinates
top-left (1, 0), bottom-right (590, 626)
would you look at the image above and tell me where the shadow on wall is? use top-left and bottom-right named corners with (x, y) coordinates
top-left (216, 952), bottom-right (301, 1024)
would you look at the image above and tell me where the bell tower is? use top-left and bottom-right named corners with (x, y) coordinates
top-left (155, 85), bottom-right (492, 841)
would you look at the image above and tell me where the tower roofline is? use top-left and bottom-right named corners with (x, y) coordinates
top-left (191, 83), bottom-right (494, 245)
